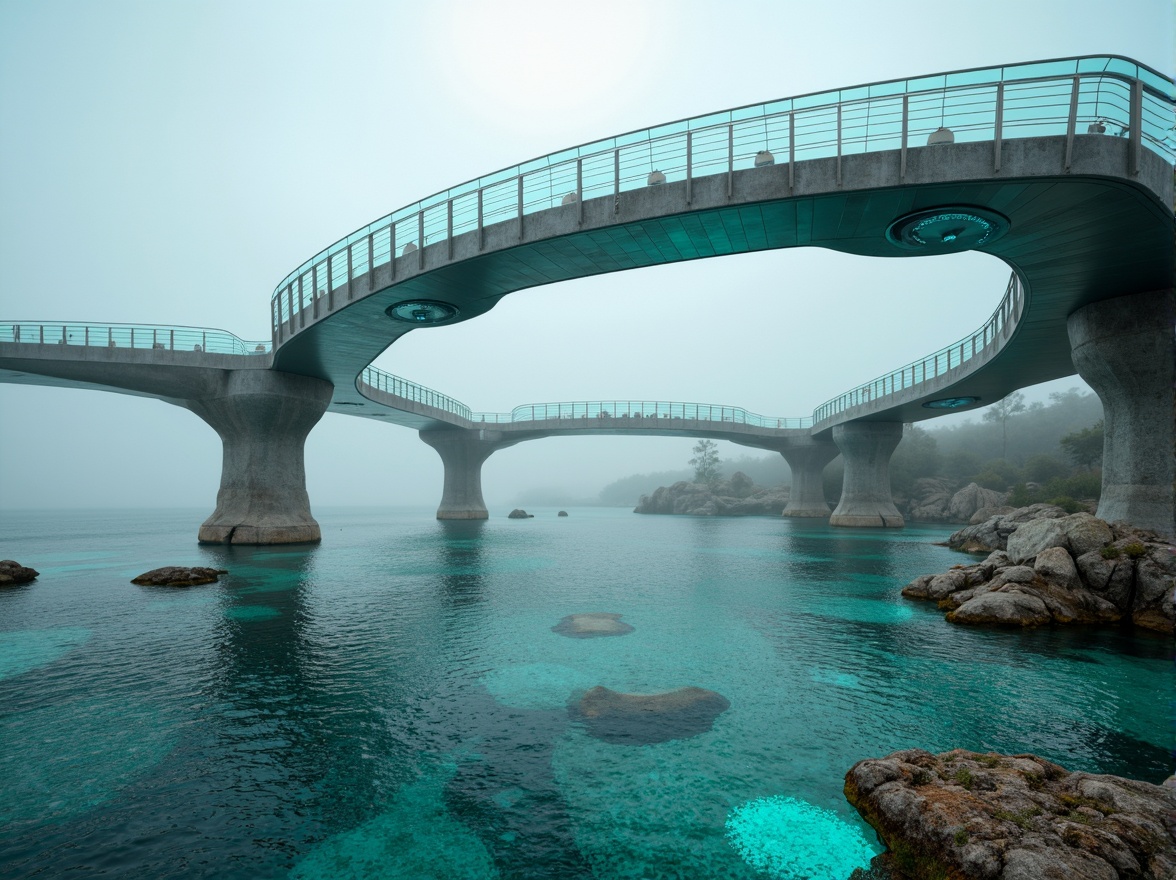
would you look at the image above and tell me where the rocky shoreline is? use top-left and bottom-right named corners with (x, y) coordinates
top-left (634, 472), bottom-right (790, 516)
top-left (902, 506), bottom-right (1174, 634)
top-left (845, 748), bottom-right (1176, 879)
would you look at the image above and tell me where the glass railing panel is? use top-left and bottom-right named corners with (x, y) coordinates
top-left (1005, 59), bottom-right (1079, 81)
top-left (947, 68), bottom-right (1000, 88)
top-left (907, 74), bottom-right (948, 94)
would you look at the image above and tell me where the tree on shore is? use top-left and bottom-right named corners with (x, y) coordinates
top-left (690, 440), bottom-right (721, 485)
top-left (1060, 420), bottom-right (1104, 470)
top-left (982, 391), bottom-right (1026, 459)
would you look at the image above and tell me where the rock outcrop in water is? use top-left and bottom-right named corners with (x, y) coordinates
top-left (845, 748), bottom-right (1176, 880)
top-left (570, 685), bottom-right (729, 745)
top-left (0, 560), bottom-right (39, 586)
top-left (905, 508), bottom-right (1175, 634)
top-left (507, 508), bottom-right (534, 519)
top-left (635, 472), bottom-right (789, 516)
top-left (132, 566), bottom-right (227, 587)
top-left (551, 613), bottom-right (634, 638)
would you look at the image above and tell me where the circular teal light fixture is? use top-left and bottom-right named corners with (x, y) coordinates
top-left (923, 396), bottom-right (980, 409)
top-left (887, 206), bottom-right (1009, 252)
top-left (386, 300), bottom-right (459, 325)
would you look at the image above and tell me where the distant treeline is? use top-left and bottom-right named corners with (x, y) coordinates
top-left (597, 387), bottom-right (1105, 510)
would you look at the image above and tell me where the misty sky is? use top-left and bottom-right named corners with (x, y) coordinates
top-left (0, 0), bottom-right (1170, 511)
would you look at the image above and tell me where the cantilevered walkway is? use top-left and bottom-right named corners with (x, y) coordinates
top-left (2, 55), bottom-right (1173, 540)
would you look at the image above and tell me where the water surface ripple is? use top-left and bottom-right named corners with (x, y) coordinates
top-left (0, 507), bottom-right (1171, 879)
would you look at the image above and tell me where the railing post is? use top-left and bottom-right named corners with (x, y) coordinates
top-left (170, 329), bottom-right (174, 350)
top-left (40, 325), bottom-right (44, 344)
top-left (994, 82), bottom-right (1004, 172)
top-left (1064, 74), bottom-right (1080, 171)
top-left (517, 177), bottom-right (524, 240)
top-left (203, 331), bottom-right (207, 352)
top-left (447, 199), bottom-right (453, 260)
top-left (477, 189), bottom-right (484, 251)
top-left (326, 256), bottom-right (334, 313)
top-left (788, 112), bottom-right (795, 192)
top-left (614, 148), bottom-right (621, 211)
top-left (287, 285), bottom-right (295, 335)
top-left (1130, 78), bottom-right (1143, 176)
top-left (685, 132), bottom-right (692, 205)
top-left (346, 244), bottom-right (354, 300)
top-left (84, 326), bottom-right (89, 346)
top-left (836, 103), bottom-right (842, 185)
top-left (576, 157), bottom-right (584, 223)
top-left (727, 124), bottom-right (733, 198)
top-left (900, 94), bottom-right (909, 180)
top-left (367, 232), bottom-right (375, 290)
top-left (389, 224), bottom-right (396, 280)
top-left (418, 210), bottom-right (425, 269)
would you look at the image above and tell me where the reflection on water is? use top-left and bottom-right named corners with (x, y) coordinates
top-left (0, 506), bottom-right (1171, 879)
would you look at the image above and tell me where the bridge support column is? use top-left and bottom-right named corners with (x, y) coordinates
top-left (779, 438), bottom-right (839, 517)
top-left (187, 370), bottom-right (332, 544)
top-left (829, 422), bottom-right (904, 528)
top-left (420, 429), bottom-right (506, 520)
top-left (1068, 289), bottom-right (1175, 537)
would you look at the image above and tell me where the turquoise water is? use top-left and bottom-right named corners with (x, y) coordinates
top-left (0, 506), bottom-right (1172, 879)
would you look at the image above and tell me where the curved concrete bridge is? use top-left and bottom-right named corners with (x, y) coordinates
top-left (2, 55), bottom-right (1173, 540)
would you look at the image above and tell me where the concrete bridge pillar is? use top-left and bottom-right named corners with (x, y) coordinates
top-left (187, 370), bottom-right (332, 544)
top-left (779, 438), bottom-right (840, 517)
top-left (1068, 289), bottom-right (1175, 537)
top-left (420, 429), bottom-right (508, 520)
top-left (828, 422), bottom-right (904, 528)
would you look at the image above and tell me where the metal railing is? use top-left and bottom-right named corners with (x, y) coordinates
top-left (270, 56), bottom-right (1174, 340)
top-left (0, 322), bottom-right (271, 355)
top-left (356, 366), bottom-right (810, 430)
top-left (812, 272), bottom-right (1023, 424)
top-left (358, 365), bottom-right (474, 419)
top-left (472, 401), bottom-right (812, 428)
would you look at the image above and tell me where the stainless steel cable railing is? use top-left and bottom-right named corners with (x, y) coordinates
top-left (812, 272), bottom-right (1023, 425)
top-left (270, 56), bottom-right (1174, 338)
top-left (0, 322), bottom-right (271, 355)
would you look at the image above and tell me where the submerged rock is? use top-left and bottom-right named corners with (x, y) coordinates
top-left (570, 685), bottom-right (729, 745)
top-left (0, 560), bottom-right (39, 586)
top-left (507, 509), bottom-right (534, 519)
top-left (551, 612), bottom-right (634, 639)
top-left (845, 748), bottom-right (1176, 880)
top-left (132, 566), bottom-right (227, 587)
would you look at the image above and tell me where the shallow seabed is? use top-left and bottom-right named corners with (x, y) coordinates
top-left (1, 507), bottom-right (1172, 879)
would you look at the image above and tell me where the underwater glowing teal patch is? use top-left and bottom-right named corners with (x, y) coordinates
top-left (225, 606), bottom-right (281, 622)
top-left (479, 663), bottom-right (596, 710)
top-left (0, 627), bottom-right (91, 681)
top-left (290, 763), bottom-right (499, 880)
top-left (725, 796), bottom-right (877, 879)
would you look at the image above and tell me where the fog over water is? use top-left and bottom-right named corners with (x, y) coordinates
top-left (1, 1), bottom-right (1169, 511)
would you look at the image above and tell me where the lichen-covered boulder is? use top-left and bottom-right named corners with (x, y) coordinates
top-left (132, 566), bottom-right (227, 587)
top-left (570, 685), bottom-right (729, 745)
top-left (947, 504), bottom-right (1068, 554)
top-left (947, 589), bottom-right (1052, 627)
top-left (845, 749), bottom-right (1176, 880)
top-left (0, 560), bottom-right (39, 586)
top-left (1006, 513), bottom-right (1113, 564)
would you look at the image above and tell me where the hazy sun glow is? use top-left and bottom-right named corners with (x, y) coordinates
top-left (434, 0), bottom-right (666, 135)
